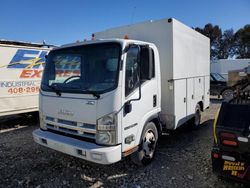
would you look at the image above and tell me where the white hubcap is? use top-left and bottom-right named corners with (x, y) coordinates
top-left (142, 130), bottom-right (156, 158)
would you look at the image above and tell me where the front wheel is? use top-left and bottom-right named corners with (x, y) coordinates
top-left (130, 122), bottom-right (158, 166)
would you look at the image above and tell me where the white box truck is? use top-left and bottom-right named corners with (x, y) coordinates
top-left (33, 18), bottom-right (210, 165)
top-left (0, 40), bottom-right (51, 116)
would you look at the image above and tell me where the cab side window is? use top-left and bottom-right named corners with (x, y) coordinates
top-left (125, 47), bottom-right (140, 97)
top-left (140, 47), bottom-right (155, 83)
top-left (151, 48), bottom-right (155, 78)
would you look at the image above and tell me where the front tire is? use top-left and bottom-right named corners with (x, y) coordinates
top-left (131, 122), bottom-right (158, 166)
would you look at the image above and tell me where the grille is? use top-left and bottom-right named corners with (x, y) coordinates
top-left (45, 116), bottom-right (96, 140)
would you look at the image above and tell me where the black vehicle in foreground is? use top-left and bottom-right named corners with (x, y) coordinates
top-left (212, 83), bottom-right (250, 183)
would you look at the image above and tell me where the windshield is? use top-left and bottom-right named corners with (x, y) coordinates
top-left (41, 43), bottom-right (121, 94)
top-left (211, 73), bottom-right (225, 81)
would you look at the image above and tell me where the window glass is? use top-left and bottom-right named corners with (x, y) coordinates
top-left (51, 54), bottom-right (81, 84)
top-left (125, 47), bottom-right (140, 97)
top-left (151, 48), bottom-right (155, 78)
top-left (211, 73), bottom-right (225, 81)
top-left (41, 43), bottom-right (121, 94)
top-left (210, 75), bottom-right (214, 81)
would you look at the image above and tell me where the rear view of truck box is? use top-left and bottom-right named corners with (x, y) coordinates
top-left (95, 18), bottom-right (210, 129)
top-left (0, 41), bottom-right (51, 116)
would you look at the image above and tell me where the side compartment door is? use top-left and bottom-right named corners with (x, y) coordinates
top-left (194, 77), bottom-right (204, 101)
top-left (187, 78), bottom-right (196, 119)
top-left (204, 76), bottom-right (210, 109)
top-left (174, 79), bottom-right (187, 128)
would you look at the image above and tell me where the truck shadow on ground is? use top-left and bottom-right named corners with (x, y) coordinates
top-left (157, 119), bottom-right (214, 158)
top-left (0, 113), bottom-right (38, 132)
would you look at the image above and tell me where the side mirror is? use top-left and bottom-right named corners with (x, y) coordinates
top-left (140, 46), bottom-right (153, 80)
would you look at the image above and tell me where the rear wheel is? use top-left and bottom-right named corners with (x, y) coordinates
top-left (131, 122), bottom-right (158, 166)
top-left (221, 88), bottom-right (234, 101)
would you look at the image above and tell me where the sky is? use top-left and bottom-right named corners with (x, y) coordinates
top-left (0, 0), bottom-right (249, 45)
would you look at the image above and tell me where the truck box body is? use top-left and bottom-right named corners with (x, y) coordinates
top-left (95, 18), bottom-right (210, 128)
top-left (0, 41), bottom-right (51, 116)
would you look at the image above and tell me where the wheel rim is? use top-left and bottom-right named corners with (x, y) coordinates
top-left (222, 90), bottom-right (233, 100)
top-left (142, 129), bottom-right (156, 159)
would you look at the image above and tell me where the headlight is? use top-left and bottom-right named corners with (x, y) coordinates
top-left (96, 132), bottom-right (112, 144)
top-left (39, 111), bottom-right (47, 130)
top-left (96, 112), bottom-right (117, 145)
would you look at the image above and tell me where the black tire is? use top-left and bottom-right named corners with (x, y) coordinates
top-left (191, 104), bottom-right (201, 128)
top-left (221, 88), bottom-right (234, 101)
top-left (130, 122), bottom-right (158, 166)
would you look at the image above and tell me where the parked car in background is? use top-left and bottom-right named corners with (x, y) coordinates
top-left (210, 73), bottom-right (234, 100)
top-left (210, 59), bottom-right (250, 81)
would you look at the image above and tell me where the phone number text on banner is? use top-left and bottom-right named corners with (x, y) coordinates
top-left (0, 81), bottom-right (40, 96)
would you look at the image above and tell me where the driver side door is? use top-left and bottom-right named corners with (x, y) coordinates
top-left (121, 45), bottom-right (158, 152)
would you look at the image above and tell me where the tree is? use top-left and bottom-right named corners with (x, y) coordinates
top-left (217, 29), bottom-right (236, 59)
top-left (195, 24), bottom-right (222, 60)
top-left (196, 23), bottom-right (250, 59)
top-left (235, 24), bottom-right (250, 58)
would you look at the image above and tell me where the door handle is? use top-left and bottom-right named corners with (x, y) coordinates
top-left (153, 95), bottom-right (157, 107)
top-left (124, 102), bottom-right (132, 115)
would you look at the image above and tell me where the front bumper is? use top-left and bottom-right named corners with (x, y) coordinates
top-left (212, 148), bottom-right (250, 184)
top-left (33, 129), bottom-right (121, 165)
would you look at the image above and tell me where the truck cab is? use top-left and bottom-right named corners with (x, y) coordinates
top-left (33, 39), bottom-right (161, 165)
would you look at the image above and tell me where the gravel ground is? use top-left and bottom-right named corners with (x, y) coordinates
top-left (0, 99), bottom-right (247, 188)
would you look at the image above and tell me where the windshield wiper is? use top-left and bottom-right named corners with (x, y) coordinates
top-left (66, 86), bottom-right (100, 99)
top-left (42, 84), bottom-right (61, 96)
top-left (83, 88), bottom-right (100, 99)
top-left (42, 84), bottom-right (100, 99)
